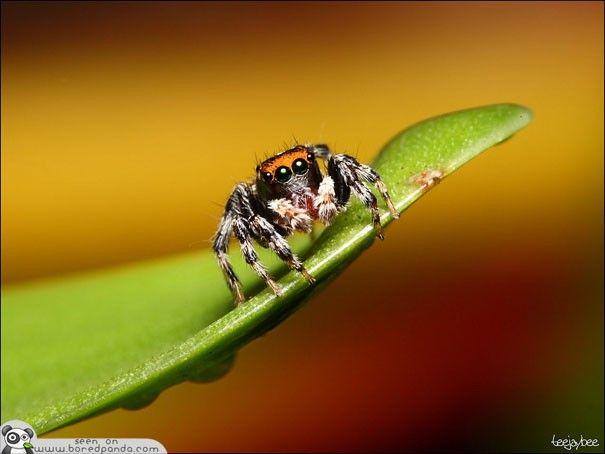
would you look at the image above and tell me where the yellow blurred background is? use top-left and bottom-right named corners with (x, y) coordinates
top-left (2, 1), bottom-right (603, 452)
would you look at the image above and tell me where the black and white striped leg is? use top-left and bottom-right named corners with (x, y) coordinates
top-left (310, 144), bottom-right (398, 218)
top-left (213, 183), bottom-right (281, 304)
top-left (350, 180), bottom-right (385, 240)
top-left (232, 218), bottom-right (282, 297)
top-left (322, 150), bottom-right (398, 239)
top-left (354, 164), bottom-right (399, 219)
top-left (213, 182), bottom-right (314, 305)
top-left (250, 215), bottom-right (316, 283)
top-left (213, 213), bottom-right (245, 304)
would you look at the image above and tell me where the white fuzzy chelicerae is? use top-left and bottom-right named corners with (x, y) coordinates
top-left (268, 198), bottom-right (313, 233)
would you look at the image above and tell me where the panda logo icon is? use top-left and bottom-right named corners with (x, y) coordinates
top-left (1, 424), bottom-right (35, 454)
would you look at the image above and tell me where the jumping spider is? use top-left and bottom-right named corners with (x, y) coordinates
top-left (213, 143), bottom-right (399, 305)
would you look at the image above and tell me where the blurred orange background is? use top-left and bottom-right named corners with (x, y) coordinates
top-left (2, 1), bottom-right (603, 452)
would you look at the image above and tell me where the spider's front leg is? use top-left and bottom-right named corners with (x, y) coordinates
top-left (213, 183), bottom-right (279, 304)
top-left (249, 212), bottom-right (316, 284)
top-left (311, 144), bottom-right (399, 239)
top-left (213, 183), bottom-right (314, 306)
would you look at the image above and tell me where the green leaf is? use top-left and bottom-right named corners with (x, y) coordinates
top-left (1, 103), bottom-right (532, 434)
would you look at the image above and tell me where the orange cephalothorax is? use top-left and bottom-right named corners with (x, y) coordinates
top-left (257, 146), bottom-right (315, 184)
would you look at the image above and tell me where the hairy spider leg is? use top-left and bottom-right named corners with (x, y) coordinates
top-left (312, 145), bottom-right (398, 240)
top-left (213, 183), bottom-right (314, 305)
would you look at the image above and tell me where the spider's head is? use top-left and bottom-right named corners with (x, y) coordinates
top-left (256, 145), bottom-right (322, 199)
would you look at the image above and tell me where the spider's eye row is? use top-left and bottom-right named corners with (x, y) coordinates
top-left (275, 166), bottom-right (292, 183)
top-left (292, 158), bottom-right (309, 175)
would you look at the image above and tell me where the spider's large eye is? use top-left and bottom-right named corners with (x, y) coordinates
top-left (292, 158), bottom-right (308, 175)
top-left (275, 166), bottom-right (292, 183)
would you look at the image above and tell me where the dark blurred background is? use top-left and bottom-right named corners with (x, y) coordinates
top-left (2, 1), bottom-right (603, 452)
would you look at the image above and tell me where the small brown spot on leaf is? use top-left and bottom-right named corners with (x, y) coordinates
top-left (410, 169), bottom-right (444, 190)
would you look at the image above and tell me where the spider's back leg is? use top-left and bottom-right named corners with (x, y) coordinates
top-left (352, 162), bottom-right (399, 218)
top-left (311, 144), bottom-right (399, 239)
top-left (346, 174), bottom-right (384, 240)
